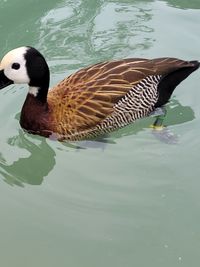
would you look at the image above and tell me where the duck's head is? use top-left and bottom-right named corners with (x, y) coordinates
top-left (0, 47), bottom-right (50, 102)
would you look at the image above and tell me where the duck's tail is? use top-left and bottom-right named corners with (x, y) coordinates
top-left (155, 60), bottom-right (200, 107)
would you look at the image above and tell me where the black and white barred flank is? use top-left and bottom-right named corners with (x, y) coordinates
top-left (96, 75), bottom-right (162, 132)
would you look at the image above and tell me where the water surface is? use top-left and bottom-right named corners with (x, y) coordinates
top-left (0, 1), bottom-right (200, 266)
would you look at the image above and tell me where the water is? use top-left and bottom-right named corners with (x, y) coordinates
top-left (0, 1), bottom-right (200, 266)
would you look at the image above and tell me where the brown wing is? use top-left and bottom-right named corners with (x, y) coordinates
top-left (48, 57), bottom-right (191, 134)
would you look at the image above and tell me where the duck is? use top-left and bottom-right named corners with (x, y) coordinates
top-left (0, 46), bottom-right (199, 141)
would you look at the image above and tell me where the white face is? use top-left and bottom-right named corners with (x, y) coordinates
top-left (0, 47), bottom-right (30, 84)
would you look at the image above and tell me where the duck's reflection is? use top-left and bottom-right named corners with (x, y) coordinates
top-left (0, 131), bottom-right (55, 187)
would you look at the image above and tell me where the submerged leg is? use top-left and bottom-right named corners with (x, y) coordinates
top-left (150, 106), bottom-right (178, 144)
top-left (150, 106), bottom-right (167, 130)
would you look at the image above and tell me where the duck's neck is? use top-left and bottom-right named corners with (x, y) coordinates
top-left (26, 47), bottom-right (50, 104)
top-left (28, 86), bottom-right (48, 103)
top-left (20, 92), bottom-right (49, 134)
top-left (20, 67), bottom-right (50, 131)
top-left (24, 91), bottom-right (49, 110)
top-left (28, 78), bottom-right (49, 104)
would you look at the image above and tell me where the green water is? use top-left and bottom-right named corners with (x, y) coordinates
top-left (0, 0), bottom-right (200, 266)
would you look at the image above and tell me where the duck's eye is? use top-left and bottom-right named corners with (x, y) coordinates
top-left (12, 63), bottom-right (20, 70)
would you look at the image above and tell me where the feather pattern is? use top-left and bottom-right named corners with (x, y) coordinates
top-left (45, 57), bottom-right (195, 140)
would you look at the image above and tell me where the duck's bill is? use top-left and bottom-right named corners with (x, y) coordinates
top-left (0, 70), bottom-right (13, 89)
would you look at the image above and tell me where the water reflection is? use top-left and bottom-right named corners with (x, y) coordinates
top-left (37, 0), bottom-right (200, 76)
top-left (37, 0), bottom-right (154, 75)
top-left (163, 0), bottom-right (200, 9)
top-left (0, 131), bottom-right (55, 187)
top-left (89, 2), bottom-right (154, 60)
top-left (0, 0), bottom-right (60, 52)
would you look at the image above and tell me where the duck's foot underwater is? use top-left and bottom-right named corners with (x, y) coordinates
top-left (151, 127), bottom-right (179, 144)
top-left (149, 106), bottom-right (179, 144)
top-left (149, 106), bottom-right (167, 130)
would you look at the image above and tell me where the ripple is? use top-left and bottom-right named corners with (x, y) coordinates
top-left (36, 0), bottom-right (155, 75)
